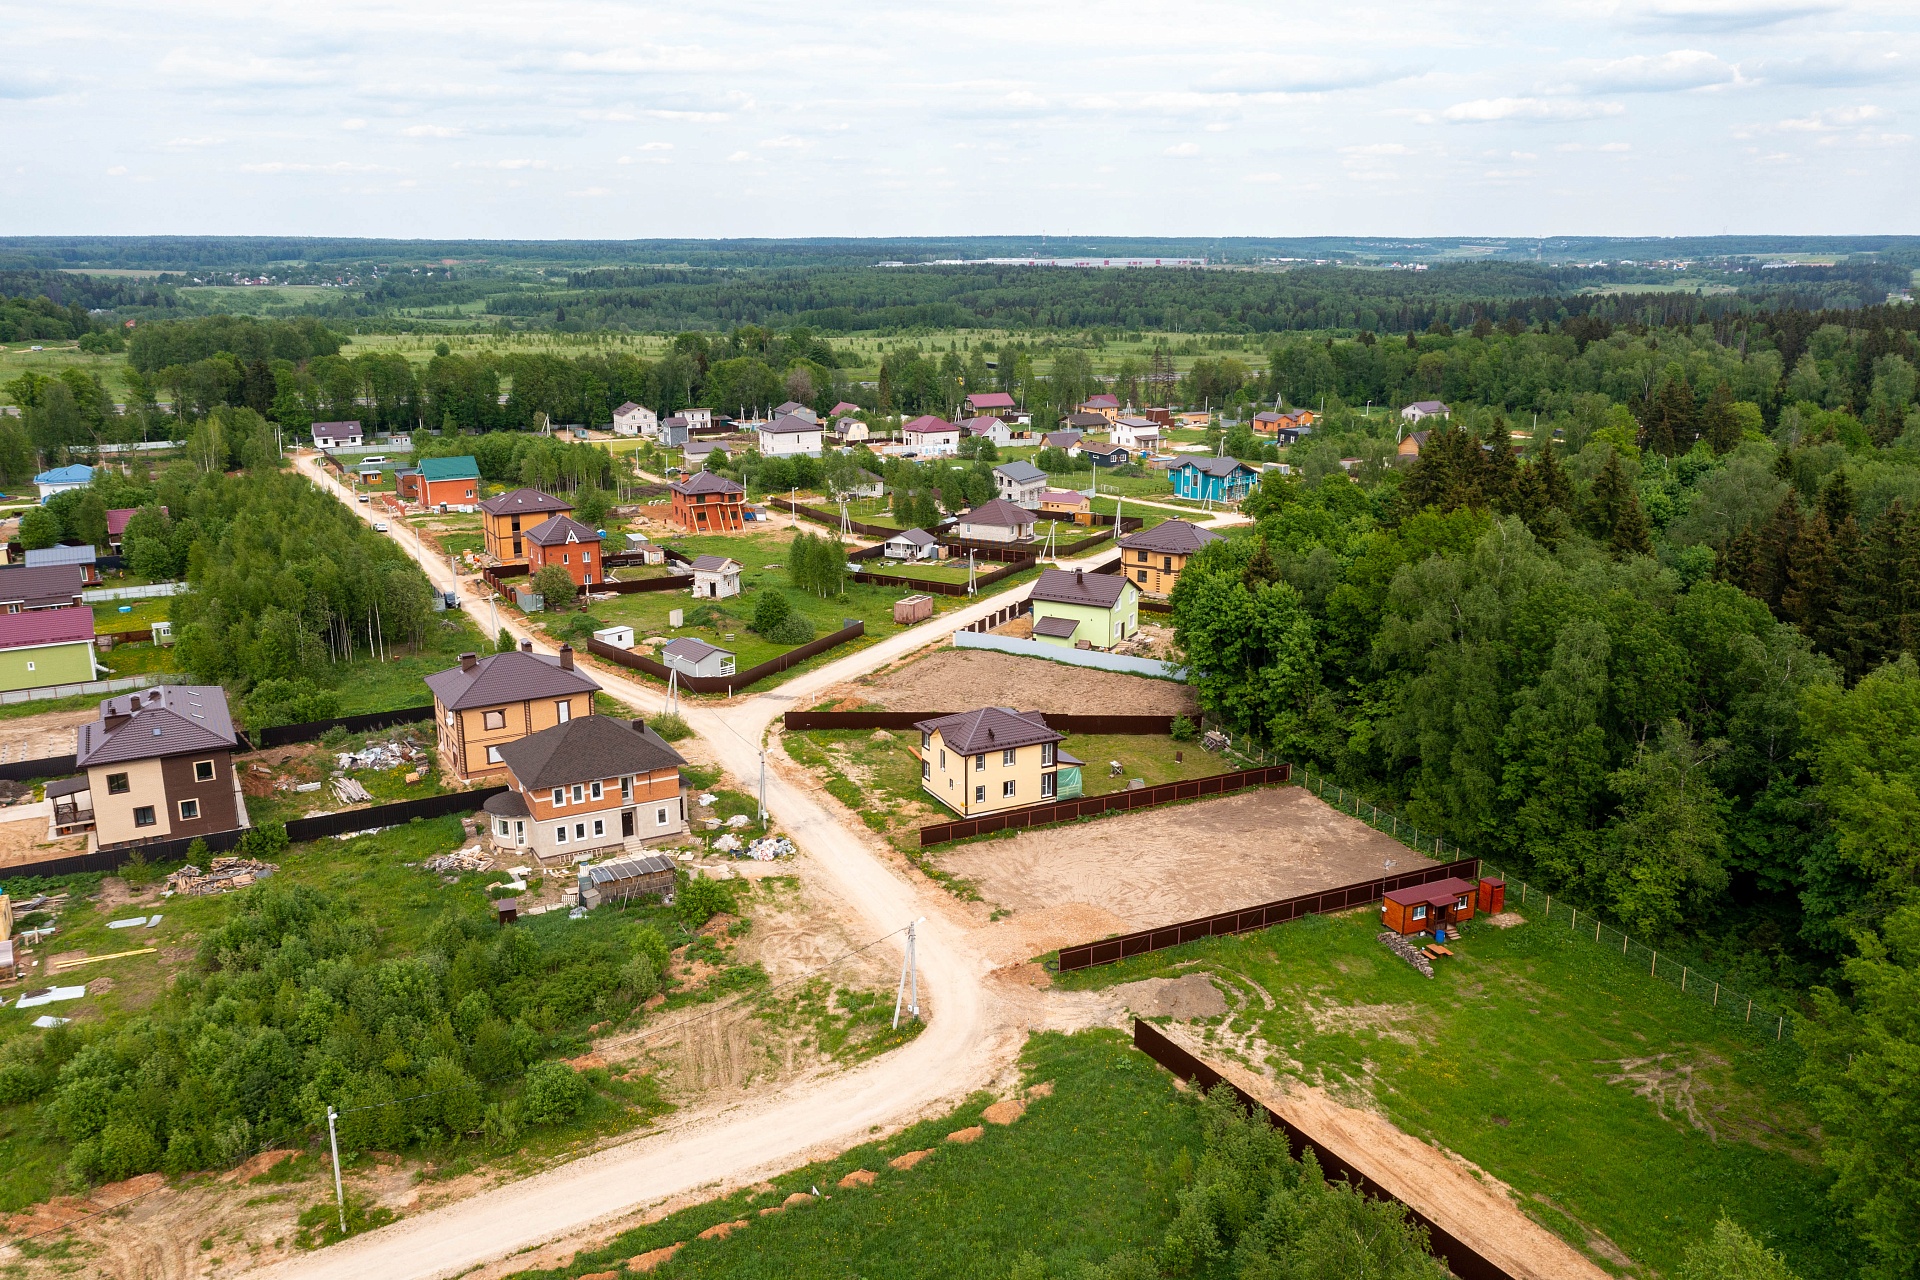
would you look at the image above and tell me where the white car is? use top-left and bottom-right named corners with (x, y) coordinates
top-left (372, 522), bottom-right (389, 532)
top-left (357, 494), bottom-right (371, 504)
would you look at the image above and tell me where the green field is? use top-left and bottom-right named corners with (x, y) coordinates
top-left (503, 1030), bottom-right (1199, 1280)
top-left (1052, 909), bottom-right (1855, 1280)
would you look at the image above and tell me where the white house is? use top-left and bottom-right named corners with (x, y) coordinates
top-left (592, 624), bottom-right (636, 649)
top-left (33, 465), bottom-right (93, 504)
top-left (846, 469), bottom-right (886, 499)
top-left (1401, 401), bottom-right (1451, 424)
top-left (951, 498), bottom-right (1036, 544)
top-left (1111, 416), bottom-right (1162, 453)
top-left (993, 461), bottom-right (1048, 509)
top-left (755, 414), bottom-right (825, 458)
top-left (682, 408), bottom-right (714, 432)
top-left (660, 636), bottom-right (735, 679)
top-left (690, 555), bottom-right (743, 600)
top-left (882, 529), bottom-right (941, 561)
top-left (774, 400), bottom-right (818, 423)
top-left (312, 421), bottom-right (363, 449)
top-left (836, 416), bottom-right (870, 442)
top-left (962, 415), bottom-right (1014, 446)
top-left (612, 402), bottom-right (657, 437)
top-left (902, 414), bottom-right (961, 457)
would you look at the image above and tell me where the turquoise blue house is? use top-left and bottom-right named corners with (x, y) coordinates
top-left (34, 464), bottom-right (93, 504)
top-left (1171, 457), bottom-right (1258, 503)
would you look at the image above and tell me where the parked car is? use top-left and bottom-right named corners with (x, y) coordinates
top-left (358, 493), bottom-right (371, 503)
top-left (372, 522), bottom-right (389, 532)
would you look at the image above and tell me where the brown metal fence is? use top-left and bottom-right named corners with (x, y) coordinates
top-left (918, 763), bottom-right (1290, 846)
top-left (783, 711), bottom-right (1174, 733)
top-left (956, 600), bottom-right (1031, 632)
top-left (851, 554), bottom-right (1038, 596)
top-left (1131, 1020), bottom-right (1514, 1280)
top-left (585, 620), bottom-right (866, 695)
top-left (1057, 856), bottom-right (1480, 970)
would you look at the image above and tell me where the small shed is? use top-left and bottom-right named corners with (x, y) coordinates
top-left (1476, 877), bottom-right (1506, 914)
top-left (661, 636), bottom-right (735, 679)
top-left (493, 897), bottom-right (519, 925)
top-left (1381, 876), bottom-right (1478, 937)
top-left (593, 624), bottom-right (636, 650)
top-left (578, 854), bottom-right (677, 908)
top-left (690, 555), bottom-right (742, 599)
top-left (894, 594), bottom-right (934, 625)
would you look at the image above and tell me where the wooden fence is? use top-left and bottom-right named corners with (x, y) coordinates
top-left (851, 554), bottom-right (1037, 597)
top-left (918, 763), bottom-right (1290, 845)
top-left (1057, 857), bottom-right (1481, 971)
top-left (1130, 1020), bottom-right (1513, 1280)
top-left (783, 711), bottom-right (1174, 733)
top-left (585, 620), bottom-right (866, 695)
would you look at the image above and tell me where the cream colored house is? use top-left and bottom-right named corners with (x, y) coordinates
top-left (915, 707), bottom-right (1077, 816)
top-left (425, 643), bottom-right (603, 784)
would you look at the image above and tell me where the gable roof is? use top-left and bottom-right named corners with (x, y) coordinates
top-left (661, 636), bottom-right (730, 662)
top-left (993, 461), bottom-right (1046, 484)
top-left (903, 414), bottom-right (958, 435)
top-left (887, 528), bottom-right (938, 547)
top-left (913, 707), bottom-right (1060, 756)
top-left (1383, 876), bottom-right (1477, 908)
top-left (479, 488), bottom-right (573, 517)
top-left (955, 498), bottom-right (1036, 528)
top-left (758, 414), bottom-right (823, 435)
top-left (524, 515), bottom-right (602, 547)
top-left (1253, 411), bottom-right (1283, 424)
top-left (419, 455), bottom-right (480, 482)
top-left (774, 400), bottom-right (807, 415)
top-left (1084, 394), bottom-right (1119, 409)
top-left (498, 715), bottom-right (686, 790)
top-left (690, 555), bottom-right (741, 573)
top-left (1405, 400), bottom-right (1450, 414)
top-left (1039, 489), bottom-right (1088, 506)
top-left (1030, 566), bottom-right (1132, 610)
top-left (1064, 412), bottom-right (1108, 429)
top-left (0, 608), bottom-right (95, 649)
top-left (961, 416), bottom-right (1003, 435)
top-left (76, 684), bottom-right (238, 768)
top-left (26, 545), bottom-right (97, 567)
top-left (35, 465), bottom-right (93, 485)
top-left (614, 401), bottom-right (644, 415)
top-left (966, 391), bottom-right (1016, 410)
top-left (1043, 430), bottom-right (1082, 447)
top-left (424, 647), bottom-right (601, 711)
top-left (105, 507), bottom-right (157, 538)
top-left (1031, 615), bottom-right (1080, 640)
top-left (1080, 441), bottom-right (1130, 458)
top-left (1178, 456), bottom-right (1256, 478)
top-left (1114, 416), bottom-right (1158, 429)
top-left (312, 420), bottom-right (362, 436)
top-left (830, 401), bottom-right (862, 417)
top-left (0, 564), bottom-right (85, 608)
top-left (1120, 519), bottom-right (1221, 556)
top-left (671, 471), bottom-right (745, 497)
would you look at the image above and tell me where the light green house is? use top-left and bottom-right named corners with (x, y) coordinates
top-left (1027, 567), bottom-right (1140, 649)
top-left (0, 609), bottom-right (99, 693)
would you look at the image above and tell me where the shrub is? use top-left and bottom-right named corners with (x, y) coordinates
top-left (629, 925), bottom-right (670, 976)
top-left (559, 613), bottom-right (605, 643)
top-left (766, 612), bottom-right (816, 645)
top-left (530, 563), bottom-right (578, 611)
top-left (1170, 715), bottom-right (1197, 742)
top-left (496, 628), bottom-right (516, 653)
top-left (675, 873), bottom-right (736, 930)
top-left (621, 953), bottom-right (660, 1003)
top-left (521, 1061), bottom-right (589, 1126)
top-left (750, 590), bottom-right (793, 635)
top-left (241, 677), bottom-right (340, 732)
top-left (648, 713), bottom-right (691, 742)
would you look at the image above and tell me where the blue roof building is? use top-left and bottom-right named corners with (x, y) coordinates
top-left (1170, 457), bottom-right (1259, 504)
top-left (34, 465), bottom-right (94, 504)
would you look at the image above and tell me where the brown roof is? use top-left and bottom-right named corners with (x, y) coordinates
top-left (76, 685), bottom-right (238, 768)
top-left (1384, 876), bottom-right (1477, 908)
top-left (497, 715), bottom-right (686, 790)
top-left (689, 555), bottom-right (740, 573)
top-left (759, 414), bottom-right (822, 435)
top-left (0, 564), bottom-right (85, 609)
top-left (671, 471), bottom-right (745, 497)
top-left (955, 499), bottom-right (1036, 529)
top-left (903, 415), bottom-right (958, 435)
top-left (1064, 412), bottom-right (1107, 429)
top-left (1029, 566), bottom-right (1132, 610)
top-left (912, 707), bottom-right (1060, 756)
top-left (1031, 615), bottom-right (1079, 639)
top-left (523, 515), bottom-right (603, 547)
top-left (424, 647), bottom-right (601, 711)
top-left (1119, 519), bottom-right (1221, 556)
top-left (479, 488), bottom-right (573, 517)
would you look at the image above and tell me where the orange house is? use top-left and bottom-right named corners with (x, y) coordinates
top-left (480, 489), bottom-right (574, 562)
top-left (670, 471), bottom-right (746, 532)
top-left (524, 516), bottom-right (603, 587)
top-left (1381, 876), bottom-right (1478, 937)
top-left (397, 456), bottom-right (481, 510)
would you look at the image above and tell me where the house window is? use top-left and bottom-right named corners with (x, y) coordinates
top-left (483, 709), bottom-right (506, 730)
top-left (590, 781), bottom-right (603, 800)
top-left (1002, 748), bottom-right (1016, 766)
top-left (1003, 780), bottom-right (1017, 798)
top-left (922, 759), bottom-right (930, 780)
top-left (592, 818), bottom-right (605, 837)
top-left (553, 787), bottom-right (566, 806)
top-left (656, 806), bottom-right (669, 825)
top-left (557, 699), bottom-right (572, 723)
top-left (194, 760), bottom-right (215, 782)
top-left (562, 553), bottom-right (570, 564)
top-left (497, 819), bottom-right (511, 837)
top-left (1412, 905), bottom-right (1428, 920)
top-left (1136, 549), bottom-right (1148, 562)
top-left (178, 798), bottom-right (200, 821)
top-left (621, 776), bottom-right (633, 800)
top-left (574, 823), bottom-right (586, 840)
top-left (572, 784), bottom-right (585, 803)
top-left (106, 772), bottom-right (130, 795)
top-left (974, 785), bottom-right (986, 803)
top-left (938, 749), bottom-right (946, 769)
top-left (1137, 570), bottom-right (1148, 583)
top-left (1163, 556), bottom-right (1174, 572)
top-left (582, 550), bottom-right (592, 563)
top-left (555, 824), bottom-right (569, 844)
top-left (1041, 772), bottom-right (1056, 798)
top-left (133, 805), bottom-right (156, 828)
top-left (1042, 742), bottom-right (1055, 765)
top-left (921, 731), bottom-right (931, 749)
top-left (24, 662), bottom-right (31, 672)
top-left (974, 754), bottom-right (985, 772)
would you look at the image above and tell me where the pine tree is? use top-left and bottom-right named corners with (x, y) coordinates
top-left (1639, 367), bottom-right (1699, 456)
top-left (1479, 416), bottom-right (1518, 511)
top-left (1399, 425), bottom-right (1482, 514)
top-left (1783, 511), bottom-right (1842, 645)
top-left (1608, 487), bottom-right (1653, 559)
top-left (1583, 450), bottom-right (1650, 557)
top-left (1702, 382), bottom-right (1742, 454)
top-left (1818, 470), bottom-right (1855, 529)
top-left (1242, 538), bottom-right (1280, 591)
top-left (1745, 494), bottom-right (1805, 615)
top-left (1535, 443), bottom-right (1574, 512)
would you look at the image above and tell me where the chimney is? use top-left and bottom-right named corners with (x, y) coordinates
top-left (459, 652), bottom-right (478, 672)
top-left (559, 645), bottom-right (574, 670)
top-left (1075, 567), bottom-right (1084, 584)
top-left (520, 639), bottom-right (533, 654)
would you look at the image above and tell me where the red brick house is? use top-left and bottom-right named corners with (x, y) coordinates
top-left (669, 471), bottom-right (746, 532)
top-left (524, 515), bottom-right (603, 588)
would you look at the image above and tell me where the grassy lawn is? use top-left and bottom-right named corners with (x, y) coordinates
top-left (318, 613), bottom-right (497, 717)
top-left (1052, 909), bottom-right (1855, 1280)
top-left (503, 1029), bottom-right (1198, 1280)
top-left (560, 530), bottom-right (962, 693)
top-left (91, 597), bottom-right (171, 632)
top-left (96, 640), bottom-right (175, 677)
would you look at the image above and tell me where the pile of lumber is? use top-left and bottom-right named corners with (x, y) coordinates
top-left (165, 857), bottom-right (279, 897)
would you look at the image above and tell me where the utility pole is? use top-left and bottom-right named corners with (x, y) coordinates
top-left (327, 1106), bottom-right (346, 1236)
top-left (892, 917), bottom-right (925, 1029)
top-left (758, 748), bottom-right (767, 821)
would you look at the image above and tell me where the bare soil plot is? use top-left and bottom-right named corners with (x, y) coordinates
top-left (831, 647), bottom-right (1196, 717)
top-left (940, 787), bottom-right (1430, 935)
top-left (0, 706), bottom-right (91, 765)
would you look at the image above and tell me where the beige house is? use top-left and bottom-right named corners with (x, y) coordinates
top-left (425, 643), bottom-right (603, 784)
top-left (484, 715), bottom-right (688, 864)
top-left (915, 707), bottom-right (1077, 816)
top-left (75, 685), bottom-right (248, 849)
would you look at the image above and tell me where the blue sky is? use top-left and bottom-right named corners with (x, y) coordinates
top-left (2, 0), bottom-right (1915, 237)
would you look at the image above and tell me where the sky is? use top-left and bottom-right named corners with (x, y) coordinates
top-left (1, 0), bottom-right (1916, 239)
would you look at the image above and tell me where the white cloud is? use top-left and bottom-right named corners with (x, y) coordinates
top-left (163, 136), bottom-right (225, 149)
top-left (105, 166), bottom-right (128, 176)
top-left (1441, 97), bottom-right (1627, 123)
top-left (1748, 52), bottom-right (1906, 87)
top-left (340, 118), bottom-right (367, 130)
top-left (1778, 104), bottom-right (1886, 130)
top-left (568, 186), bottom-right (612, 197)
top-left (238, 160), bottom-right (393, 174)
top-left (1617, 0), bottom-right (1839, 34)
top-left (1163, 142), bottom-right (1200, 157)
top-left (1558, 49), bottom-right (1739, 93)
top-left (401, 124), bottom-right (465, 138)
top-left (1201, 56), bottom-right (1417, 95)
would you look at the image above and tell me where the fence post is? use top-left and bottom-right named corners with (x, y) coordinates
top-left (1651, 950), bottom-right (1657, 976)
top-left (1746, 998), bottom-right (1752, 1023)
top-left (1777, 1017), bottom-right (1783, 1041)
top-left (1713, 982), bottom-right (1719, 1007)
top-left (1681, 966), bottom-right (1687, 992)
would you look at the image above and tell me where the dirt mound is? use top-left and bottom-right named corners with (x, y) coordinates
top-left (631, 1243), bottom-right (683, 1272)
top-left (698, 1219), bottom-right (748, 1240)
top-left (850, 648), bottom-right (1196, 716)
top-left (982, 1099), bottom-right (1026, 1125)
top-left (946, 1125), bottom-right (984, 1144)
top-left (837, 1169), bottom-right (877, 1188)
top-left (889, 1149), bottom-right (933, 1170)
top-left (1109, 974), bottom-right (1227, 1020)
top-left (222, 1148), bottom-right (300, 1182)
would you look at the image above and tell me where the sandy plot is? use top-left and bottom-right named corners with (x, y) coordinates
top-left (838, 648), bottom-right (1197, 717)
top-left (943, 788), bottom-right (1429, 936)
top-left (0, 707), bottom-right (91, 766)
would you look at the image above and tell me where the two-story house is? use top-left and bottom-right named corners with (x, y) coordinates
top-left (1110, 416), bottom-right (1162, 454)
top-left (1117, 519), bottom-right (1220, 595)
top-left (75, 684), bottom-right (248, 850)
top-left (398, 455), bottom-right (482, 511)
top-left (485, 715), bottom-right (688, 862)
top-left (612, 402), bottom-right (657, 437)
top-left (1027, 566), bottom-right (1140, 649)
top-left (951, 498), bottom-right (1035, 544)
top-left (992, 461), bottom-right (1048, 509)
top-left (965, 391), bottom-right (1017, 418)
top-left (1170, 457), bottom-right (1258, 504)
top-left (755, 414), bottom-right (825, 458)
top-left (426, 642), bottom-right (603, 783)
top-left (524, 515), bottom-right (603, 589)
top-left (1078, 394), bottom-right (1121, 422)
top-left (480, 488), bottom-right (575, 562)
top-left (670, 471), bottom-right (747, 532)
top-left (902, 415), bottom-right (962, 457)
top-left (914, 707), bottom-right (1073, 816)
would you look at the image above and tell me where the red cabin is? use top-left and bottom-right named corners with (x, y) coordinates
top-left (1381, 876), bottom-right (1478, 937)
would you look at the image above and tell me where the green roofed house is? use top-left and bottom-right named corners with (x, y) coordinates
top-left (1027, 566), bottom-right (1139, 650)
top-left (399, 456), bottom-right (482, 511)
top-left (0, 608), bottom-right (99, 692)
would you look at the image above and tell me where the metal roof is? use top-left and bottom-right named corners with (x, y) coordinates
top-left (0, 564), bottom-right (86, 608)
top-left (497, 715), bottom-right (686, 790)
top-left (661, 636), bottom-right (730, 663)
top-left (24, 545), bottom-right (97, 567)
top-left (1119, 519), bottom-right (1221, 556)
top-left (584, 853), bottom-right (677, 886)
top-left (758, 414), bottom-right (823, 435)
top-left (523, 515), bottom-right (602, 547)
top-left (418, 455), bottom-right (480, 481)
top-left (76, 684), bottom-right (238, 768)
top-left (955, 498), bottom-right (1035, 528)
top-left (479, 488), bottom-right (573, 517)
top-left (0, 608), bottom-right (95, 649)
top-left (689, 555), bottom-right (740, 573)
top-left (913, 707), bottom-right (1060, 756)
top-left (993, 461), bottom-right (1047, 484)
top-left (424, 648), bottom-right (601, 711)
top-left (1029, 566), bottom-right (1132, 610)
top-left (671, 471), bottom-right (745, 496)
top-left (1032, 615), bottom-right (1079, 639)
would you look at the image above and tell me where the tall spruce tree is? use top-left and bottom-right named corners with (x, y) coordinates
top-left (1584, 450), bottom-right (1652, 557)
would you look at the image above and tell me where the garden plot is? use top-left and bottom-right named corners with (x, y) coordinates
top-left (823, 646), bottom-right (1197, 717)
